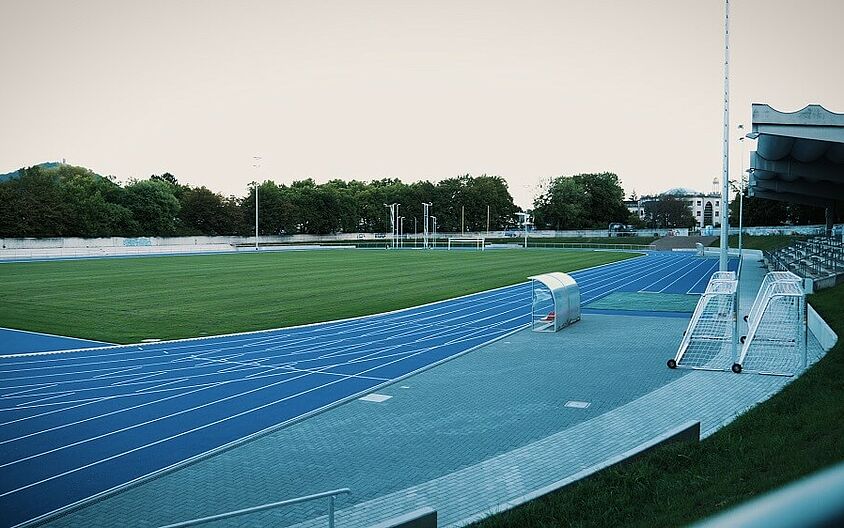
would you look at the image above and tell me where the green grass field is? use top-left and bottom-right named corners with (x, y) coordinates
top-left (0, 249), bottom-right (636, 344)
top-left (475, 282), bottom-right (844, 528)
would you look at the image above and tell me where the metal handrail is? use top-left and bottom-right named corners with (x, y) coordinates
top-left (157, 488), bottom-right (351, 528)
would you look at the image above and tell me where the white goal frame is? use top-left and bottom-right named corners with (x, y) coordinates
top-left (734, 279), bottom-right (807, 376)
top-left (447, 238), bottom-right (485, 251)
top-left (669, 274), bottom-right (738, 371)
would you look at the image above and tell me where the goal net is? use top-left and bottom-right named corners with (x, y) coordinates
top-left (734, 279), bottom-right (807, 376)
top-left (447, 238), bottom-right (485, 251)
top-left (743, 271), bottom-right (801, 324)
top-left (669, 275), bottom-right (737, 371)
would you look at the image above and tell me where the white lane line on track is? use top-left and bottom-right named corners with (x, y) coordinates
top-left (0, 253), bottom-right (688, 453)
top-left (639, 261), bottom-right (707, 293)
top-left (0, 295), bottom-right (534, 448)
top-left (0, 310), bottom-right (529, 493)
top-left (686, 259), bottom-right (721, 294)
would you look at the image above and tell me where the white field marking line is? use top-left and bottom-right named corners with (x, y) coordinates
top-left (637, 256), bottom-right (711, 293)
top-left (275, 295), bottom-right (533, 370)
top-left (0, 283), bottom-right (534, 376)
top-left (1, 383), bottom-right (59, 398)
top-left (136, 378), bottom-right (189, 393)
top-left (0, 272), bottom-right (534, 360)
top-left (1, 251), bottom-right (641, 368)
top-left (0, 306), bottom-right (532, 485)
top-left (0, 255), bottom-right (651, 403)
top-left (572, 253), bottom-right (680, 294)
top-left (0, 259), bottom-right (638, 416)
top-left (15, 392), bottom-right (75, 407)
top-left (189, 355), bottom-right (389, 382)
top-left (656, 258), bottom-right (714, 293)
top-left (0, 252), bottom-right (644, 371)
top-left (687, 259), bottom-right (721, 294)
top-left (0, 299), bottom-right (531, 448)
top-left (588, 254), bottom-right (692, 293)
top-left (0, 365), bottom-right (323, 467)
top-left (289, 292), bottom-right (531, 361)
top-left (574, 254), bottom-right (681, 300)
top-left (91, 366), bottom-right (143, 380)
top-left (0, 290), bottom-right (531, 396)
top-left (0, 254), bottom-right (652, 398)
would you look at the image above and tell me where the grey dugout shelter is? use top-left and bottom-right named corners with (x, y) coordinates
top-left (748, 104), bottom-right (844, 233)
top-left (528, 272), bottom-right (581, 332)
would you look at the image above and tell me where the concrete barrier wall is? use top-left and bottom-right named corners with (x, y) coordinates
top-left (453, 421), bottom-right (701, 527)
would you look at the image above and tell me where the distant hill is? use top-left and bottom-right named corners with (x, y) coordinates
top-left (0, 162), bottom-right (63, 182)
top-left (0, 162), bottom-right (104, 183)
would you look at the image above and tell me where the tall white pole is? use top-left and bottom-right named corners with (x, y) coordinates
top-left (432, 216), bottom-right (437, 247)
top-left (252, 156), bottom-right (261, 251)
top-left (461, 206), bottom-right (465, 234)
top-left (255, 184), bottom-right (259, 250)
top-left (487, 205), bottom-right (490, 235)
top-left (719, 0), bottom-right (730, 271)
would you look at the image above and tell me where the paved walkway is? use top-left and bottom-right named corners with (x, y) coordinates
top-left (42, 253), bottom-right (827, 528)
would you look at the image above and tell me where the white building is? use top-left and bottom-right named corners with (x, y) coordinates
top-left (628, 179), bottom-right (724, 228)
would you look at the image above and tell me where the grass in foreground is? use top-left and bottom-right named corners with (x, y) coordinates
top-left (474, 283), bottom-right (844, 528)
top-left (0, 249), bottom-right (634, 344)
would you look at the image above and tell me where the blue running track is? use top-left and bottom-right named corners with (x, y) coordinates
top-left (0, 252), bottom-right (735, 527)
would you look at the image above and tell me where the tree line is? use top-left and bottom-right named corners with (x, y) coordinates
top-left (1, 164), bottom-right (831, 239)
top-left (0, 164), bottom-right (520, 238)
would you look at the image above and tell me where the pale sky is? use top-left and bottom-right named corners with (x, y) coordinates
top-left (1, 0), bottom-right (842, 208)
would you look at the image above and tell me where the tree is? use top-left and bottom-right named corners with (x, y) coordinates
top-left (121, 179), bottom-right (181, 235)
top-left (643, 195), bottom-right (697, 228)
top-left (532, 172), bottom-right (629, 230)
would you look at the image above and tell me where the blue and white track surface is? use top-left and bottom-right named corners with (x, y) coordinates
top-left (0, 252), bottom-right (736, 527)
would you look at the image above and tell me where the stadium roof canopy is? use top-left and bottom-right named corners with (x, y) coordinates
top-left (748, 104), bottom-right (844, 208)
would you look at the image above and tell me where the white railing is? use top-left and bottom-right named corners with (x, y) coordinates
top-left (157, 488), bottom-right (351, 528)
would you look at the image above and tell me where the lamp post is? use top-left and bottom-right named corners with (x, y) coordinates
top-left (431, 216), bottom-right (437, 248)
top-left (252, 155), bottom-right (261, 251)
top-left (719, 0), bottom-right (731, 272)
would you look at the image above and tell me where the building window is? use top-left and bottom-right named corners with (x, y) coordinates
top-left (715, 211), bottom-right (719, 217)
top-left (716, 201), bottom-right (720, 206)
top-left (696, 211), bottom-right (701, 216)
top-left (697, 200), bottom-right (701, 206)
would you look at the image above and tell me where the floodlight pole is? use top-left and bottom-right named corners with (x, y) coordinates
top-left (432, 216), bottom-right (437, 248)
top-left (719, 0), bottom-right (730, 271)
top-left (422, 202), bottom-right (431, 248)
top-left (252, 156), bottom-right (261, 251)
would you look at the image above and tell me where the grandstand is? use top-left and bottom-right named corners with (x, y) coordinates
top-left (764, 234), bottom-right (844, 287)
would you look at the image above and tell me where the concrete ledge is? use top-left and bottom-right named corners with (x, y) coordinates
top-left (450, 420), bottom-right (700, 527)
top-left (368, 507), bottom-right (437, 528)
top-left (808, 304), bottom-right (838, 352)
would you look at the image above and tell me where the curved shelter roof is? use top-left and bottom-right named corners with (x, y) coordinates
top-left (748, 104), bottom-right (844, 207)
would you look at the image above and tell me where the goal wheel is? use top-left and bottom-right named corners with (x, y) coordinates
top-left (667, 358), bottom-right (677, 369)
top-left (740, 335), bottom-right (746, 344)
top-left (743, 315), bottom-right (748, 322)
top-left (682, 331), bottom-right (686, 336)
top-left (732, 363), bottom-right (743, 374)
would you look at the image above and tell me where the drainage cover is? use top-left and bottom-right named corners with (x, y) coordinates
top-left (564, 400), bottom-right (591, 409)
top-left (359, 393), bottom-right (392, 403)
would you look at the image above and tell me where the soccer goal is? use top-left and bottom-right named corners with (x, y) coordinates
top-left (668, 274), bottom-right (737, 371)
top-left (733, 279), bottom-right (807, 376)
top-left (743, 271), bottom-right (801, 324)
top-left (447, 238), bottom-right (485, 251)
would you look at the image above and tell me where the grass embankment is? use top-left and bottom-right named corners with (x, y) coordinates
top-left (708, 234), bottom-right (804, 252)
top-left (475, 283), bottom-right (844, 528)
top-left (0, 249), bottom-right (634, 343)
